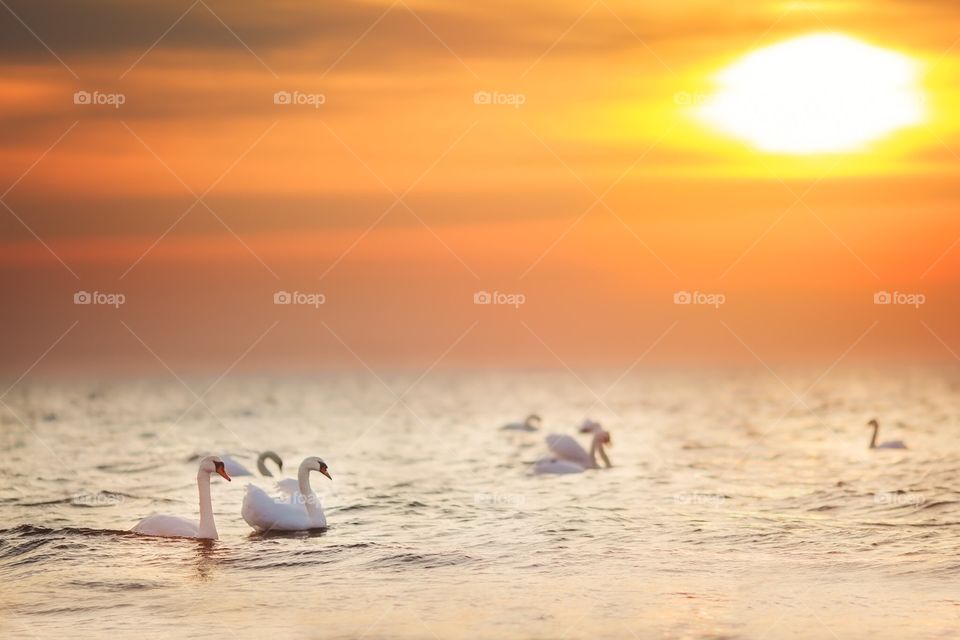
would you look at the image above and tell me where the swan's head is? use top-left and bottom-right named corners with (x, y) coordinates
top-left (867, 418), bottom-right (879, 428)
top-left (304, 456), bottom-right (332, 480)
top-left (598, 430), bottom-right (612, 447)
top-left (200, 455), bottom-right (231, 481)
top-left (579, 419), bottom-right (602, 434)
top-left (526, 414), bottom-right (542, 426)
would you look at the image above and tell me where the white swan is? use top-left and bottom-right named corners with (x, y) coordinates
top-left (534, 422), bottom-right (612, 474)
top-left (868, 419), bottom-right (907, 450)
top-left (241, 457), bottom-right (331, 532)
top-left (132, 456), bottom-right (231, 540)
top-left (501, 413), bottom-right (542, 431)
top-left (217, 451), bottom-right (283, 477)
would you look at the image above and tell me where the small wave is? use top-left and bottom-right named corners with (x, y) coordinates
top-left (915, 500), bottom-right (960, 511)
top-left (333, 503), bottom-right (373, 512)
top-left (19, 490), bottom-right (144, 508)
top-left (95, 462), bottom-right (167, 474)
top-left (372, 552), bottom-right (475, 570)
top-left (249, 527), bottom-right (328, 540)
top-left (67, 579), bottom-right (162, 592)
top-left (0, 524), bottom-right (131, 538)
top-left (33, 604), bottom-right (134, 616)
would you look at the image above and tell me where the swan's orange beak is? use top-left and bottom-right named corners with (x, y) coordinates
top-left (214, 462), bottom-right (231, 482)
top-left (320, 467), bottom-right (332, 480)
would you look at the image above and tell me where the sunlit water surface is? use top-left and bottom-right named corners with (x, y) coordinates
top-left (1, 369), bottom-right (959, 639)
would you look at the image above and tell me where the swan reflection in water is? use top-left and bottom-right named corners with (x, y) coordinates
top-left (193, 539), bottom-right (222, 582)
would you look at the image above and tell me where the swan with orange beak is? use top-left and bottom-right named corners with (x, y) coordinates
top-left (132, 456), bottom-right (232, 540)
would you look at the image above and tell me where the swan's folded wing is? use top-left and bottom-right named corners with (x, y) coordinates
top-left (275, 478), bottom-right (301, 503)
top-left (545, 434), bottom-right (591, 466)
top-left (533, 457), bottom-right (585, 474)
top-left (242, 484), bottom-right (312, 532)
top-left (132, 514), bottom-right (200, 538)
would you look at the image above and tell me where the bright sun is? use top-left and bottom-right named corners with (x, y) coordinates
top-left (697, 33), bottom-right (925, 154)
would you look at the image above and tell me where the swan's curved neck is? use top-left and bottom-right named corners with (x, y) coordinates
top-left (298, 464), bottom-right (321, 519)
top-left (197, 471), bottom-right (217, 539)
top-left (869, 423), bottom-right (879, 449)
top-left (256, 451), bottom-right (281, 477)
top-left (589, 432), bottom-right (612, 469)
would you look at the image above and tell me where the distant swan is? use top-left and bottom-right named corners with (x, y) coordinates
top-left (534, 422), bottom-right (612, 474)
top-left (868, 418), bottom-right (907, 450)
top-left (219, 451), bottom-right (283, 477)
top-left (132, 456), bottom-right (231, 540)
top-left (501, 414), bottom-right (542, 432)
top-left (242, 457), bottom-right (331, 532)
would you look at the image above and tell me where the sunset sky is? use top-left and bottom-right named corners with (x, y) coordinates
top-left (2, 0), bottom-right (960, 374)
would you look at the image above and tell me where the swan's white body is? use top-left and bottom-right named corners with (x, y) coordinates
top-left (132, 514), bottom-right (208, 539)
top-left (242, 457), bottom-right (331, 532)
top-left (502, 414), bottom-right (541, 432)
top-left (544, 434), bottom-right (594, 468)
top-left (868, 419), bottom-right (908, 450)
top-left (534, 425), bottom-right (612, 475)
top-left (132, 456), bottom-right (231, 540)
top-left (533, 457), bottom-right (590, 474)
top-left (220, 454), bottom-right (253, 477)
top-left (875, 440), bottom-right (907, 450)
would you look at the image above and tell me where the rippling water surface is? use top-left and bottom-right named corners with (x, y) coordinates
top-left (2, 369), bottom-right (959, 639)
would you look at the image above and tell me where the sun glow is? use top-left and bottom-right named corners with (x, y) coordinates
top-left (697, 34), bottom-right (925, 154)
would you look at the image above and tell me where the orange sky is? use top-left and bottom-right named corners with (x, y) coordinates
top-left (1, 0), bottom-right (960, 374)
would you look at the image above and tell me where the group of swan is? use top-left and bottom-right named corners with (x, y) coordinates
top-left (132, 453), bottom-right (332, 540)
top-left (503, 414), bottom-right (614, 474)
top-left (130, 415), bottom-right (906, 541)
top-left (503, 415), bottom-right (905, 476)
top-left (218, 450), bottom-right (284, 477)
top-left (534, 419), bottom-right (613, 474)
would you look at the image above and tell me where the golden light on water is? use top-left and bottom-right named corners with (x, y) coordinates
top-left (697, 33), bottom-right (926, 154)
